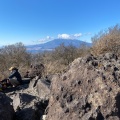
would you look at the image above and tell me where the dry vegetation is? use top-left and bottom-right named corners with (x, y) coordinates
top-left (0, 43), bottom-right (31, 79)
top-left (31, 43), bottom-right (90, 75)
top-left (91, 24), bottom-right (120, 56)
top-left (0, 42), bottom-right (90, 80)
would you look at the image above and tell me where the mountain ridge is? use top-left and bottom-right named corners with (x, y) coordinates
top-left (26, 39), bottom-right (92, 53)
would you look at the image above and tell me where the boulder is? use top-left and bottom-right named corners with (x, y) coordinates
top-left (13, 93), bottom-right (40, 120)
top-left (37, 78), bottom-right (50, 100)
top-left (29, 76), bottom-right (40, 88)
top-left (13, 92), bottom-right (48, 120)
top-left (45, 53), bottom-right (120, 120)
top-left (13, 93), bottom-right (37, 111)
top-left (26, 63), bottom-right (45, 79)
top-left (0, 92), bottom-right (14, 120)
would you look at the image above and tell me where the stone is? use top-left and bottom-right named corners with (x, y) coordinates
top-left (0, 92), bottom-right (14, 120)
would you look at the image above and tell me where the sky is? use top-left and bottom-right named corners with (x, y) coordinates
top-left (0, 0), bottom-right (120, 46)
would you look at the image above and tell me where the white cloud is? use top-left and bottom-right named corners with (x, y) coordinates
top-left (46, 36), bottom-right (51, 39)
top-left (38, 36), bottom-right (53, 43)
top-left (58, 33), bottom-right (82, 39)
top-left (58, 34), bottom-right (70, 39)
top-left (31, 36), bottom-right (53, 44)
top-left (74, 33), bottom-right (82, 37)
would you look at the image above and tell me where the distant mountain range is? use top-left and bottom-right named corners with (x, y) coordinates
top-left (26, 39), bottom-right (92, 53)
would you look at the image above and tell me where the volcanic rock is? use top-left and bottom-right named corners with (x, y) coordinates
top-left (46, 53), bottom-right (120, 120)
top-left (0, 92), bottom-right (14, 120)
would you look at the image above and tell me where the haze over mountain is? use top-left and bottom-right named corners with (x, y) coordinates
top-left (26, 39), bottom-right (92, 53)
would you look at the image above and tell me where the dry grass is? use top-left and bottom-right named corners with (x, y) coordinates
top-left (91, 24), bottom-right (120, 56)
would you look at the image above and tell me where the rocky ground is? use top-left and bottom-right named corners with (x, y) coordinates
top-left (0, 66), bottom-right (51, 120)
top-left (1, 53), bottom-right (120, 120)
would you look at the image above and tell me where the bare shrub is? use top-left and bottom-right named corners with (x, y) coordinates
top-left (77, 43), bottom-right (91, 57)
top-left (41, 44), bottom-right (90, 75)
top-left (91, 24), bottom-right (120, 56)
top-left (52, 44), bottom-right (78, 65)
top-left (0, 42), bottom-right (31, 79)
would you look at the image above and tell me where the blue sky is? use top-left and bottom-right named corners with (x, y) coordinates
top-left (0, 0), bottom-right (120, 45)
